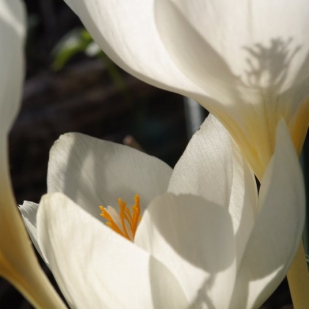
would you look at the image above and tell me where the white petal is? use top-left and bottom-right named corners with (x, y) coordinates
top-left (156, 0), bottom-right (309, 98)
top-left (135, 193), bottom-right (236, 308)
top-left (0, 3), bottom-right (66, 308)
top-left (63, 0), bottom-right (309, 179)
top-left (229, 120), bottom-right (305, 309)
top-left (63, 0), bottom-right (216, 103)
top-left (228, 144), bottom-right (258, 268)
top-left (0, 0), bottom-right (25, 135)
top-left (168, 114), bottom-right (233, 207)
top-left (19, 201), bottom-right (48, 264)
top-left (168, 114), bottom-right (258, 268)
top-left (48, 133), bottom-right (172, 217)
top-left (37, 193), bottom-right (188, 309)
top-left (155, 0), bottom-right (309, 179)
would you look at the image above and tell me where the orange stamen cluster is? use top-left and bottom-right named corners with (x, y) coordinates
top-left (99, 195), bottom-right (141, 241)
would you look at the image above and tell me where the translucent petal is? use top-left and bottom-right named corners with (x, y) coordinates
top-left (48, 133), bottom-right (172, 217)
top-left (37, 193), bottom-right (188, 309)
top-left (63, 0), bottom-right (215, 103)
top-left (135, 193), bottom-right (236, 308)
top-left (155, 0), bottom-right (309, 178)
top-left (168, 114), bottom-right (233, 207)
top-left (229, 120), bottom-right (305, 309)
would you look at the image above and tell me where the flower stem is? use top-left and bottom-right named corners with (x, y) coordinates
top-left (287, 241), bottom-right (309, 309)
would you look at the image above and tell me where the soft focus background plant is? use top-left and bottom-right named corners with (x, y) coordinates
top-left (3, 0), bottom-right (308, 308)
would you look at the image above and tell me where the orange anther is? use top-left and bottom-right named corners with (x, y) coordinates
top-left (99, 195), bottom-right (141, 241)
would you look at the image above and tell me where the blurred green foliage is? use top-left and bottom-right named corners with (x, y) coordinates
top-left (52, 27), bottom-right (130, 100)
top-left (52, 28), bottom-right (97, 71)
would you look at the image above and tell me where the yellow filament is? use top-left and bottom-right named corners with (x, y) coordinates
top-left (99, 195), bottom-right (141, 241)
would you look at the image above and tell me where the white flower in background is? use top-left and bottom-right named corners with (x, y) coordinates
top-left (63, 0), bottom-right (309, 180)
top-left (0, 1), bottom-right (67, 308)
top-left (20, 115), bottom-right (305, 309)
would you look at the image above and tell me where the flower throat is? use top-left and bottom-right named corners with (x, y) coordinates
top-left (99, 195), bottom-right (141, 241)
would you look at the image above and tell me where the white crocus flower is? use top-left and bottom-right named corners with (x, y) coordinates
top-left (0, 1), bottom-right (67, 308)
top-left (62, 0), bottom-right (309, 180)
top-left (20, 115), bottom-right (305, 309)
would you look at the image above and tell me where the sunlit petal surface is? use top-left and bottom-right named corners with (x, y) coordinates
top-left (20, 114), bottom-right (305, 308)
top-left (37, 193), bottom-right (188, 309)
top-left (47, 132), bottom-right (172, 215)
top-left (64, 0), bottom-right (309, 178)
top-left (168, 114), bottom-right (233, 206)
top-left (229, 120), bottom-right (305, 309)
top-left (135, 193), bottom-right (236, 308)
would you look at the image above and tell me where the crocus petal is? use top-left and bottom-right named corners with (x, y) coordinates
top-left (48, 133), bottom-right (172, 217)
top-left (0, 1), bottom-right (66, 308)
top-left (135, 193), bottom-right (236, 308)
top-left (168, 114), bottom-right (233, 207)
top-left (155, 0), bottom-right (309, 178)
top-left (156, 0), bottom-right (309, 95)
top-left (63, 0), bottom-right (217, 104)
top-left (168, 114), bottom-right (257, 267)
top-left (0, 0), bottom-right (24, 135)
top-left (19, 201), bottom-right (48, 264)
top-left (64, 0), bottom-right (309, 179)
top-left (37, 192), bottom-right (188, 309)
top-left (228, 144), bottom-right (257, 269)
top-left (229, 120), bottom-right (305, 309)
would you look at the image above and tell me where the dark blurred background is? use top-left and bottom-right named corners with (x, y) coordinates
top-left (1, 0), bottom-right (301, 308)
